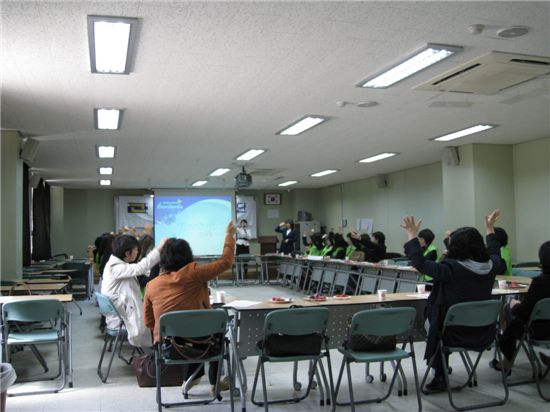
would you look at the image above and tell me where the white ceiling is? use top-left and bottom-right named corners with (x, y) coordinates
top-left (2, 1), bottom-right (549, 190)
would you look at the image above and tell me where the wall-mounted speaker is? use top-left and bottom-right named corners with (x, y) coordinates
top-left (375, 174), bottom-right (388, 188)
top-left (442, 146), bottom-right (460, 166)
top-left (29, 172), bottom-right (41, 188)
top-left (20, 138), bottom-right (40, 163)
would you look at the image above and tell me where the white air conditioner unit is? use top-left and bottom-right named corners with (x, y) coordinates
top-left (413, 51), bottom-right (550, 95)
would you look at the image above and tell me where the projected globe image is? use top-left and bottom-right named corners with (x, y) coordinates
top-left (155, 196), bottom-right (232, 256)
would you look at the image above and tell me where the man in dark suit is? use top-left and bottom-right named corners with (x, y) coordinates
top-left (275, 219), bottom-right (296, 255)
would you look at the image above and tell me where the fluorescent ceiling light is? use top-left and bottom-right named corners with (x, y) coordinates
top-left (209, 168), bottom-right (231, 177)
top-left (98, 167), bottom-right (113, 175)
top-left (236, 149), bottom-right (265, 161)
top-left (278, 180), bottom-right (298, 187)
top-left (99, 179), bottom-right (111, 186)
top-left (359, 43), bottom-right (462, 88)
top-left (358, 152), bottom-right (398, 163)
top-left (192, 180), bottom-right (208, 187)
top-left (96, 145), bottom-right (116, 158)
top-left (94, 108), bottom-right (122, 130)
top-left (88, 15), bottom-right (138, 74)
top-left (277, 115), bottom-right (328, 136)
top-left (432, 124), bottom-right (497, 142)
top-left (311, 169), bottom-right (338, 177)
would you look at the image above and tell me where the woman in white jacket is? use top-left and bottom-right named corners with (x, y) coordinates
top-left (101, 234), bottom-right (165, 347)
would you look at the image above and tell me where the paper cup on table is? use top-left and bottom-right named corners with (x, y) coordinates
top-left (498, 280), bottom-right (508, 289)
top-left (216, 291), bottom-right (226, 303)
top-left (416, 284), bottom-right (426, 294)
top-left (377, 289), bottom-right (387, 300)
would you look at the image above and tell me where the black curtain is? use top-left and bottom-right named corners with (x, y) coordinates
top-left (32, 179), bottom-right (51, 261)
top-left (22, 163), bottom-right (31, 266)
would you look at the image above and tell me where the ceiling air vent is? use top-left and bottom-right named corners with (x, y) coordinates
top-left (413, 51), bottom-right (550, 95)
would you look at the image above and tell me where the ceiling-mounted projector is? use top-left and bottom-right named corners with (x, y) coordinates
top-left (235, 166), bottom-right (252, 188)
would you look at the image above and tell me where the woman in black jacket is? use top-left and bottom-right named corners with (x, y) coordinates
top-left (401, 209), bottom-right (506, 392)
top-left (492, 240), bottom-right (550, 371)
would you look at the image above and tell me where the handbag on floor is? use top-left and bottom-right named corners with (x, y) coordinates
top-left (131, 353), bottom-right (183, 387)
top-left (162, 334), bottom-right (223, 360)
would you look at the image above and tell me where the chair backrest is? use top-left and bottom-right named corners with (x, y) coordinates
top-left (95, 292), bottom-right (123, 319)
top-left (396, 279), bottom-right (417, 293)
top-left (264, 307), bottom-right (329, 336)
top-left (159, 309), bottom-right (228, 339)
top-left (321, 270), bottom-right (335, 284)
top-left (529, 297), bottom-right (550, 322)
top-left (359, 274), bottom-right (377, 294)
top-left (443, 299), bottom-right (502, 328)
top-left (3, 299), bottom-right (64, 323)
top-left (350, 307), bottom-right (416, 336)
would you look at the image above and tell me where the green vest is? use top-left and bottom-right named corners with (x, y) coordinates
top-left (420, 244), bottom-right (439, 282)
top-left (320, 245), bottom-right (333, 256)
top-left (331, 246), bottom-right (345, 259)
top-left (501, 246), bottom-right (512, 275)
top-left (345, 245), bottom-right (356, 259)
top-left (306, 245), bottom-right (323, 256)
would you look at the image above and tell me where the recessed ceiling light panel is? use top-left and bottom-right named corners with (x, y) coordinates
top-left (278, 180), bottom-right (298, 187)
top-left (235, 149), bottom-right (265, 161)
top-left (94, 108), bottom-right (122, 130)
top-left (99, 179), bottom-right (112, 186)
top-left (358, 152), bottom-right (398, 163)
top-left (98, 167), bottom-right (113, 175)
top-left (432, 124), bottom-right (497, 142)
top-left (209, 168), bottom-right (231, 177)
top-left (96, 145), bottom-right (117, 158)
top-left (192, 180), bottom-right (208, 187)
top-left (88, 15), bottom-right (138, 74)
top-left (276, 115), bottom-right (328, 136)
top-left (311, 169), bottom-right (338, 177)
top-left (358, 43), bottom-right (462, 89)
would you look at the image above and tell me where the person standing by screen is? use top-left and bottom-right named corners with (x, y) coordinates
top-left (275, 219), bottom-right (296, 255)
top-left (236, 219), bottom-right (251, 278)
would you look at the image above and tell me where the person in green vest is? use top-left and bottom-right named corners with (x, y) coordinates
top-left (331, 233), bottom-right (347, 259)
top-left (305, 233), bottom-right (324, 256)
top-left (418, 229), bottom-right (440, 285)
top-left (320, 233), bottom-right (334, 256)
top-left (345, 232), bottom-right (363, 259)
top-left (494, 227), bottom-right (512, 275)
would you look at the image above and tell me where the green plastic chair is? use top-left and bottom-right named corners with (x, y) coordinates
top-left (251, 307), bottom-right (334, 412)
top-left (421, 299), bottom-right (507, 411)
top-left (333, 307), bottom-right (421, 412)
top-left (155, 309), bottom-right (233, 412)
top-left (95, 292), bottom-right (133, 383)
top-left (505, 297), bottom-right (550, 401)
top-left (2, 299), bottom-right (66, 396)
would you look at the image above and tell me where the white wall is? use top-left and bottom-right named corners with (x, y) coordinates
top-left (320, 162), bottom-right (444, 254)
top-left (513, 137), bottom-right (550, 262)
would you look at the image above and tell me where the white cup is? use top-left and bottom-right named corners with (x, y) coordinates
top-left (69, 255), bottom-right (74, 260)
top-left (216, 291), bottom-right (226, 303)
top-left (416, 284), bottom-right (426, 294)
top-left (377, 289), bottom-right (387, 300)
top-left (498, 280), bottom-right (508, 289)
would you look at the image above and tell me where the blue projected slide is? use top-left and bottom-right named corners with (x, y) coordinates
top-left (154, 195), bottom-right (233, 255)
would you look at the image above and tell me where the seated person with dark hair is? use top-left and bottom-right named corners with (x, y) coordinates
top-left (331, 233), bottom-right (348, 259)
top-left (143, 222), bottom-right (236, 396)
top-left (401, 210), bottom-right (505, 392)
top-left (102, 234), bottom-right (165, 348)
top-left (417, 228), bottom-right (440, 286)
top-left (492, 240), bottom-right (550, 371)
top-left (361, 231), bottom-right (386, 262)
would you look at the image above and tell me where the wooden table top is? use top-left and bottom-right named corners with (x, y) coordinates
top-left (0, 294), bottom-right (73, 304)
top-left (23, 278), bottom-right (71, 285)
top-left (1, 283), bottom-right (68, 293)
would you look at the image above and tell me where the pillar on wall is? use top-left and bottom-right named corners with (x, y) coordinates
top-left (442, 143), bottom-right (516, 258)
top-left (1, 131), bottom-right (24, 279)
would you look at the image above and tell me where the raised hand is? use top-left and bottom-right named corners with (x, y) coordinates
top-left (227, 221), bottom-right (237, 237)
top-left (400, 216), bottom-right (422, 240)
top-left (484, 209), bottom-right (500, 234)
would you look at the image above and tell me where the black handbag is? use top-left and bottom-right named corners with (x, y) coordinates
top-left (260, 333), bottom-right (323, 357)
top-left (131, 353), bottom-right (182, 387)
top-left (347, 333), bottom-right (396, 351)
top-left (162, 334), bottom-right (223, 360)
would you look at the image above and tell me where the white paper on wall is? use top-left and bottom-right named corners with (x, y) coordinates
top-left (355, 218), bottom-right (374, 233)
